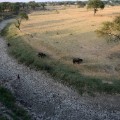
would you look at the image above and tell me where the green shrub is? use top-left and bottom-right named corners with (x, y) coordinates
top-left (0, 116), bottom-right (8, 120)
top-left (0, 86), bottom-right (31, 120)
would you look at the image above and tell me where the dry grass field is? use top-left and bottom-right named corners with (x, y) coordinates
top-left (19, 6), bottom-right (120, 80)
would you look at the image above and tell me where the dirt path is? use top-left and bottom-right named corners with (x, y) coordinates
top-left (0, 20), bottom-right (120, 120)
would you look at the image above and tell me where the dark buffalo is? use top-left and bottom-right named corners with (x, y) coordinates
top-left (7, 43), bottom-right (11, 47)
top-left (73, 58), bottom-right (83, 64)
top-left (38, 52), bottom-right (46, 58)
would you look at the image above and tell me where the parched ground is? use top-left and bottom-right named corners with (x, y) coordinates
top-left (19, 6), bottom-right (120, 79)
top-left (0, 19), bottom-right (120, 120)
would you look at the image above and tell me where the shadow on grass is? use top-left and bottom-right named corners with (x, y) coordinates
top-left (1, 23), bottom-right (120, 95)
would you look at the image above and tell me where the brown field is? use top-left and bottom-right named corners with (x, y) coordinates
top-left (19, 6), bottom-right (120, 79)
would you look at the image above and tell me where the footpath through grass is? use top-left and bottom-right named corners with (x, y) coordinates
top-left (1, 23), bottom-right (120, 95)
top-left (0, 86), bottom-right (31, 120)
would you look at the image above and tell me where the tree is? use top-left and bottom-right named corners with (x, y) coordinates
top-left (15, 12), bottom-right (29, 30)
top-left (77, 1), bottom-right (86, 8)
top-left (12, 2), bottom-right (21, 15)
top-left (41, 3), bottom-right (46, 10)
top-left (28, 1), bottom-right (39, 10)
top-left (0, 4), bottom-right (2, 19)
top-left (87, 0), bottom-right (105, 15)
top-left (96, 15), bottom-right (120, 41)
top-left (0, 2), bottom-right (12, 19)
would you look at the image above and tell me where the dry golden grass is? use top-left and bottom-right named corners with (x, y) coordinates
top-left (19, 6), bottom-right (120, 79)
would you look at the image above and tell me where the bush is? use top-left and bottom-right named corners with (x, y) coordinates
top-left (0, 86), bottom-right (31, 120)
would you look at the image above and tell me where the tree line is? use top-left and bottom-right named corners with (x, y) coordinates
top-left (0, 1), bottom-right (47, 20)
top-left (0, 0), bottom-right (120, 41)
top-left (0, 0), bottom-right (120, 19)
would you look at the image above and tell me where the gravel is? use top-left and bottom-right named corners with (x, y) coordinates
top-left (0, 19), bottom-right (120, 120)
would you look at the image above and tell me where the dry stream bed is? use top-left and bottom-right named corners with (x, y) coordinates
top-left (0, 18), bottom-right (120, 120)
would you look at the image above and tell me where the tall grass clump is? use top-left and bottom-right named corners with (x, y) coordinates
top-left (0, 86), bottom-right (31, 120)
top-left (1, 23), bottom-right (120, 95)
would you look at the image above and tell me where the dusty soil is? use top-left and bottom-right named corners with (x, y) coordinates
top-left (0, 19), bottom-right (120, 120)
top-left (19, 6), bottom-right (120, 79)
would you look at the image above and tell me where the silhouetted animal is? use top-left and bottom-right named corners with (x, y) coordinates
top-left (73, 58), bottom-right (83, 64)
top-left (38, 52), bottom-right (46, 58)
top-left (17, 74), bottom-right (20, 79)
top-left (7, 43), bottom-right (11, 47)
top-left (30, 34), bottom-right (33, 38)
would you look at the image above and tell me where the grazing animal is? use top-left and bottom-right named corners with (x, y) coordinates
top-left (73, 58), bottom-right (83, 64)
top-left (7, 43), bottom-right (11, 47)
top-left (30, 34), bottom-right (33, 38)
top-left (38, 52), bottom-right (46, 58)
top-left (17, 74), bottom-right (20, 79)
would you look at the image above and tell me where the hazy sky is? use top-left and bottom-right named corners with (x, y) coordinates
top-left (0, 0), bottom-right (87, 2)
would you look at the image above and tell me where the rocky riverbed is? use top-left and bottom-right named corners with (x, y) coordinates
top-left (0, 19), bottom-right (120, 120)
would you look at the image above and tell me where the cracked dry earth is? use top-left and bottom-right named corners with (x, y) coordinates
top-left (0, 19), bottom-right (120, 120)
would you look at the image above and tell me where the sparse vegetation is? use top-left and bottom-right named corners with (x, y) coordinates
top-left (15, 12), bottom-right (29, 30)
top-left (0, 86), bottom-right (31, 120)
top-left (77, 1), bottom-right (86, 8)
top-left (1, 23), bottom-right (120, 95)
top-left (0, 116), bottom-right (8, 120)
top-left (1, 2), bottom-right (120, 120)
top-left (18, 6), bottom-right (120, 79)
top-left (28, 1), bottom-right (39, 10)
top-left (97, 15), bottom-right (120, 41)
top-left (0, 2), bottom-right (27, 21)
top-left (87, 0), bottom-right (105, 15)
top-left (41, 3), bottom-right (46, 10)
